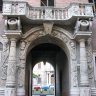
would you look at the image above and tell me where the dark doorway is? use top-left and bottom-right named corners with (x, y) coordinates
top-left (26, 43), bottom-right (69, 96)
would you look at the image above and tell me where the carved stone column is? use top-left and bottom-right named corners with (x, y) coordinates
top-left (5, 38), bottom-right (17, 96)
top-left (79, 39), bottom-right (89, 86)
top-left (79, 39), bottom-right (91, 96)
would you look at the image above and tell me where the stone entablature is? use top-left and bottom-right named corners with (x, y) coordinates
top-left (2, 1), bottom-right (94, 22)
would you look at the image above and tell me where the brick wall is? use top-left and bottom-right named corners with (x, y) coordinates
top-left (27, 0), bottom-right (88, 7)
top-left (27, 0), bottom-right (40, 7)
top-left (56, 0), bottom-right (88, 7)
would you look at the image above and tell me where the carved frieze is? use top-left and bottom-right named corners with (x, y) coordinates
top-left (50, 29), bottom-right (78, 87)
top-left (17, 41), bottom-right (30, 87)
top-left (3, 2), bottom-right (26, 15)
top-left (0, 36), bottom-right (9, 86)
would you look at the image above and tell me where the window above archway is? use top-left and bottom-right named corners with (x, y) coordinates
top-left (41, 0), bottom-right (54, 6)
top-left (0, 0), bottom-right (2, 12)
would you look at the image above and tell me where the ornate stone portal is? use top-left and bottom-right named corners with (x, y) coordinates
top-left (0, 1), bottom-right (96, 96)
top-left (0, 22), bottom-right (96, 96)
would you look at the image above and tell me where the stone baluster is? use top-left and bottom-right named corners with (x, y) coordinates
top-left (79, 39), bottom-right (89, 86)
top-left (5, 38), bottom-right (17, 96)
top-left (53, 9), bottom-right (55, 19)
top-left (41, 9), bottom-right (43, 19)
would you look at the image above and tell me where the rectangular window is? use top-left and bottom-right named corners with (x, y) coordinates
top-left (0, 0), bottom-right (2, 11)
top-left (48, 0), bottom-right (54, 6)
top-left (41, 0), bottom-right (47, 6)
top-left (41, 0), bottom-right (54, 6)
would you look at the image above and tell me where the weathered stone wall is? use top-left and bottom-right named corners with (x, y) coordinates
top-left (0, 14), bottom-right (5, 35)
top-left (92, 18), bottom-right (96, 51)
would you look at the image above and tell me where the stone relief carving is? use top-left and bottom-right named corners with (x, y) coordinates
top-left (3, 2), bottom-right (26, 15)
top-left (5, 17), bottom-right (21, 30)
top-left (80, 88), bottom-right (91, 96)
top-left (0, 38), bottom-right (9, 86)
top-left (86, 38), bottom-right (95, 87)
top-left (3, 3), bottom-right (12, 14)
top-left (85, 6), bottom-right (93, 16)
top-left (74, 19), bottom-right (92, 32)
top-left (17, 41), bottom-right (29, 87)
top-left (69, 41), bottom-right (78, 87)
top-left (72, 5), bottom-right (80, 16)
top-left (43, 22), bottom-right (54, 34)
top-left (51, 30), bottom-right (78, 87)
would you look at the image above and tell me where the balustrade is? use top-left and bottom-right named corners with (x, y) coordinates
top-left (3, 2), bottom-right (94, 21)
top-left (27, 3), bottom-right (94, 20)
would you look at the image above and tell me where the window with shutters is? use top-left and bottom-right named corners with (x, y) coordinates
top-left (41, 0), bottom-right (54, 6)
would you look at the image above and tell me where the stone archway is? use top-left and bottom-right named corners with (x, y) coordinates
top-left (17, 25), bottom-right (79, 96)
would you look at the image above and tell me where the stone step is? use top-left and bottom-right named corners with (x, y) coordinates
top-left (91, 88), bottom-right (96, 96)
top-left (0, 88), bottom-right (5, 96)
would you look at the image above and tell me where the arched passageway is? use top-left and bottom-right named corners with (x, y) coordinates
top-left (25, 41), bottom-right (69, 96)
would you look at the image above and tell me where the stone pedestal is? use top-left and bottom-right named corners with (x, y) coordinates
top-left (80, 87), bottom-right (91, 96)
top-left (5, 38), bottom-right (17, 96)
top-left (5, 88), bottom-right (16, 96)
top-left (91, 87), bottom-right (96, 96)
top-left (79, 39), bottom-right (89, 86)
top-left (70, 88), bottom-right (80, 96)
top-left (17, 88), bottom-right (25, 96)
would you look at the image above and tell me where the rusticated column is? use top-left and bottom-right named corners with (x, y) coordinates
top-left (79, 39), bottom-right (89, 86)
top-left (5, 38), bottom-right (17, 96)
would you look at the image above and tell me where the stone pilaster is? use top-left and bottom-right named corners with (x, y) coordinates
top-left (5, 38), bottom-right (17, 96)
top-left (78, 39), bottom-right (91, 96)
top-left (17, 41), bottom-right (26, 96)
top-left (79, 39), bottom-right (89, 87)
